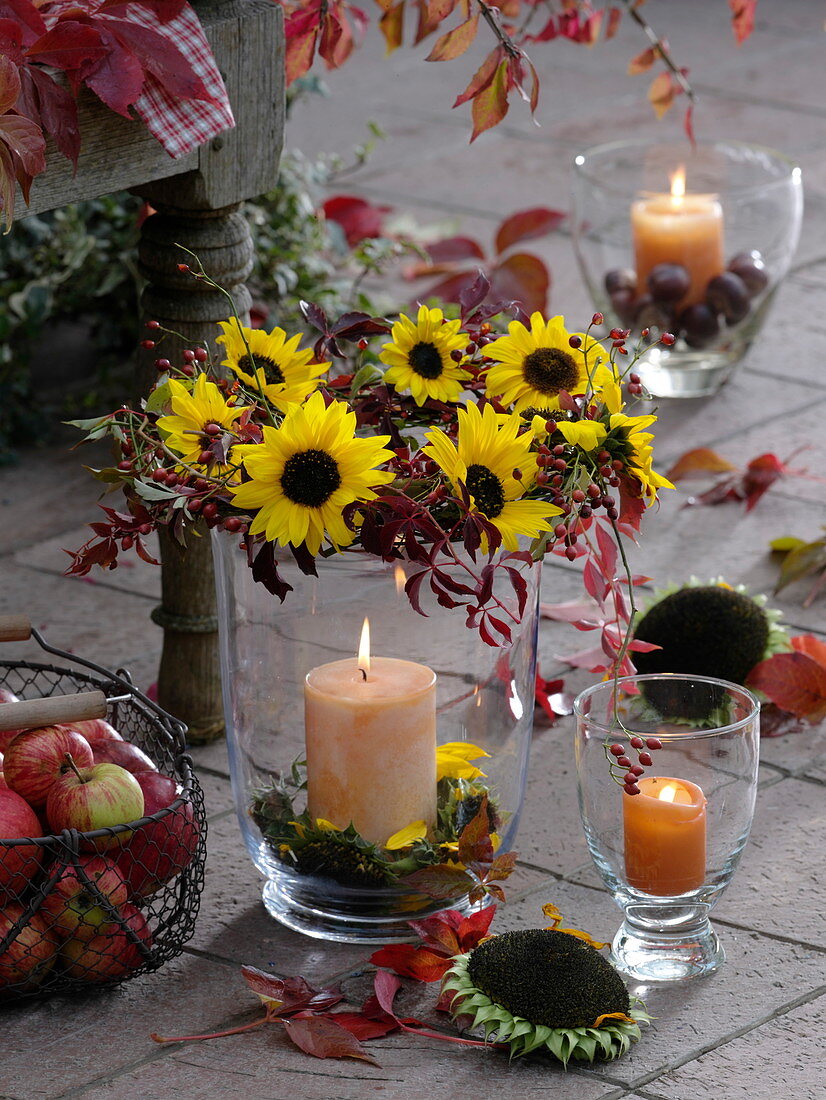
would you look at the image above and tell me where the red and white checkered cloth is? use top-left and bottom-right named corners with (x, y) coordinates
top-left (129, 2), bottom-right (236, 159)
top-left (42, 1), bottom-right (236, 159)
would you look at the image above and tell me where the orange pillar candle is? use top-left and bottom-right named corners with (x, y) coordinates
top-left (304, 620), bottom-right (437, 847)
top-left (623, 776), bottom-right (707, 896)
top-left (631, 169), bottom-right (725, 307)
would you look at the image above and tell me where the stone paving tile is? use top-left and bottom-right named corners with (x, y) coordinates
top-left (0, 951), bottom-right (245, 1100)
top-left (0, 559), bottom-right (161, 671)
top-left (712, 776), bottom-right (826, 944)
top-left (495, 879), bottom-right (826, 1091)
top-left (67, 1028), bottom-right (628, 1100)
top-left (641, 994), bottom-right (826, 1100)
top-left (0, 439), bottom-right (112, 555)
top-left (15, 524), bottom-right (162, 600)
top-left (195, 767), bottom-right (235, 821)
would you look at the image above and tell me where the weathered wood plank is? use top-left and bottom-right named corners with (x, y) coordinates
top-left (19, 0), bottom-right (283, 218)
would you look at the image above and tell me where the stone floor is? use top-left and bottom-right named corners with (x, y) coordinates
top-left (1, 2), bottom-right (825, 1097)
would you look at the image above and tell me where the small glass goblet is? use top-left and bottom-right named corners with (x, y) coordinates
top-left (574, 674), bottom-right (759, 982)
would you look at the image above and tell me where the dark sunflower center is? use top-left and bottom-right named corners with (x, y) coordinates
top-left (280, 448), bottom-right (341, 507)
top-left (407, 341), bottom-right (444, 379)
top-left (522, 348), bottom-right (579, 396)
top-left (466, 463), bottom-right (505, 519)
top-left (238, 354), bottom-right (285, 386)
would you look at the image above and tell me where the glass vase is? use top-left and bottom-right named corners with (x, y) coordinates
top-left (212, 533), bottom-right (540, 943)
top-left (572, 139), bottom-right (802, 397)
top-left (574, 674), bottom-right (759, 981)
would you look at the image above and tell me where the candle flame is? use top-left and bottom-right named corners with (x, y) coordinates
top-left (658, 782), bottom-right (678, 803)
top-left (670, 167), bottom-right (686, 206)
top-left (358, 617), bottom-right (371, 676)
top-left (394, 564), bottom-right (406, 596)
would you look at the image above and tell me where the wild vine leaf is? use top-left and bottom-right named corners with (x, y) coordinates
top-left (426, 13), bottom-right (478, 62)
top-left (378, 0), bottom-right (405, 53)
top-left (730, 0), bottom-right (758, 44)
top-left (746, 651), bottom-right (826, 722)
top-left (494, 207), bottom-right (566, 255)
top-left (240, 967), bottom-right (343, 1015)
top-left (470, 57), bottom-right (508, 141)
top-left (282, 1014), bottom-right (380, 1066)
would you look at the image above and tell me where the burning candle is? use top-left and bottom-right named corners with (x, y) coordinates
top-left (623, 776), bottom-right (707, 896)
top-left (304, 619), bottom-right (437, 847)
top-left (631, 168), bottom-right (725, 307)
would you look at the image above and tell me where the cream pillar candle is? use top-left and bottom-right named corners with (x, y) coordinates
top-left (304, 621), bottom-right (437, 847)
top-left (631, 168), bottom-right (725, 307)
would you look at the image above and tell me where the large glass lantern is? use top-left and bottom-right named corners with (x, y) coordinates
top-left (213, 534), bottom-right (540, 943)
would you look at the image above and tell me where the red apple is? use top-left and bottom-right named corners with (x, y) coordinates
top-left (63, 719), bottom-right (123, 748)
top-left (0, 903), bottom-right (59, 990)
top-left (4, 726), bottom-right (94, 808)
top-left (60, 902), bottom-right (152, 981)
top-left (115, 771), bottom-right (199, 898)
top-left (39, 854), bottom-right (129, 942)
top-left (0, 687), bottom-right (23, 753)
top-left (0, 788), bottom-right (44, 897)
top-left (45, 759), bottom-right (144, 848)
top-left (92, 738), bottom-right (157, 775)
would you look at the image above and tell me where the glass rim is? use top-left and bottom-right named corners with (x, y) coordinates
top-left (572, 137), bottom-right (802, 198)
top-left (573, 672), bottom-right (760, 739)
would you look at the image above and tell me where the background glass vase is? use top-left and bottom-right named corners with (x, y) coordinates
top-left (574, 674), bottom-right (760, 982)
top-left (572, 139), bottom-right (802, 398)
top-left (212, 533), bottom-right (541, 943)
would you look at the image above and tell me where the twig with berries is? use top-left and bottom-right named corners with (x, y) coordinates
top-left (607, 735), bottom-right (664, 796)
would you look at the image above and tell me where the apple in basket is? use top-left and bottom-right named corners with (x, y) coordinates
top-left (45, 756), bottom-right (144, 848)
top-left (0, 904), bottom-right (59, 990)
top-left (63, 718), bottom-right (123, 749)
top-left (0, 788), bottom-right (44, 896)
top-left (3, 726), bottom-right (94, 808)
top-left (115, 770), bottom-right (199, 898)
top-left (92, 738), bottom-right (158, 775)
top-left (39, 854), bottom-right (129, 941)
top-left (0, 687), bottom-right (22, 753)
top-left (60, 902), bottom-right (152, 981)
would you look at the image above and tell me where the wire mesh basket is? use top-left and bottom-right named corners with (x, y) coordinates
top-left (0, 619), bottom-right (207, 1000)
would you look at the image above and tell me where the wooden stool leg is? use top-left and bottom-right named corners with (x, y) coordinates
top-left (135, 202), bottom-right (254, 743)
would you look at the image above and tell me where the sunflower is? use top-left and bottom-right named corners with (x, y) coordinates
top-left (441, 931), bottom-right (648, 1064)
top-left (156, 373), bottom-right (249, 472)
top-left (379, 304), bottom-right (471, 404)
top-left (216, 319), bottom-right (329, 412)
top-left (604, 411), bottom-right (674, 502)
top-left (422, 402), bottom-right (560, 550)
top-left (484, 313), bottom-right (612, 415)
top-left (231, 391), bottom-right (395, 554)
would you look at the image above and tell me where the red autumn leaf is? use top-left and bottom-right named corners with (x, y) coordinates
top-left (97, 16), bottom-right (216, 103)
top-left (535, 669), bottom-right (566, 723)
top-left (791, 633), bottom-right (826, 668)
top-left (424, 235), bottom-right (485, 263)
top-left (742, 453), bottom-right (787, 510)
top-left (323, 1010), bottom-right (398, 1040)
top-left (0, 0), bottom-right (45, 44)
top-left (0, 54), bottom-right (45, 223)
top-left (282, 1014), bottom-right (380, 1066)
top-left (746, 651), bottom-right (826, 722)
top-left (494, 207), bottom-right (566, 255)
top-left (470, 57), bottom-right (508, 141)
top-left (372, 968), bottom-right (402, 1017)
top-left (100, 0), bottom-right (187, 22)
top-left (684, 102), bottom-right (696, 147)
top-left (490, 252), bottom-right (550, 314)
top-left (458, 798), bottom-right (494, 866)
top-left (285, 23), bottom-right (318, 84)
top-left (648, 69), bottom-right (675, 118)
top-left (18, 65), bottom-right (80, 164)
top-left (323, 194), bottom-right (392, 246)
top-left (401, 862), bottom-right (474, 900)
top-left (453, 44), bottom-right (502, 108)
top-left (240, 967), bottom-right (343, 1015)
top-left (426, 13), bottom-right (478, 62)
top-left (80, 27), bottom-right (144, 116)
top-left (666, 447), bottom-right (738, 481)
top-left (730, 0), bottom-right (757, 44)
top-left (25, 22), bottom-right (108, 73)
top-left (405, 911), bottom-right (462, 955)
top-left (456, 903), bottom-right (496, 947)
top-left (627, 44), bottom-right (658, 75)
top-left (368, 943), bottom-right (452, 982)
top-left (758, 702), bottom-right (806, 739)
top-left (378, 0), bottom-right (404, 53)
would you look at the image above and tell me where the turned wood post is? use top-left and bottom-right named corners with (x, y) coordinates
top-left (132, 0), bottom-right (284, 741)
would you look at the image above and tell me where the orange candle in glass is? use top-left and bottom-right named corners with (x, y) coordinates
top-left (304, 619), bottom-right (437, 847)
top-left (631, 168), bottom-right (725, 307)
top-left (623, 776), bottom-right (707, 896)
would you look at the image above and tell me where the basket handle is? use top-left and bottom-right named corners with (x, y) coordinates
top-left (0, 691), bottom-right (108, 733)
top-left (0, 615), bottom-right (31, 643)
